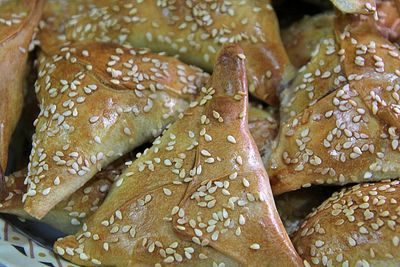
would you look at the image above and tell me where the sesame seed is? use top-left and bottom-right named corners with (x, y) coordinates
top-left (163, 188), bottom-right (172, 196)
top-left (42, 188), bottom-right (51, 196)
top-left (348, 237), bottom-right (356, 247)
top-left (227, 135), bottom-right (237, 144)
top-left (250, 243), bottom-right (260, 250)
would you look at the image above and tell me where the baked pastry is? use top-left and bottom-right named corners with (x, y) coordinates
top-left (2, 105), bottom-right (275, 235)
top-left (375, 0), bottom-right (400, 42)
top-left (53, 45), bottom-right (302, 267)
top-left (39, 0), bottom-right (294, 105)
top-left (282, 1), bottom-right (400, 69)
top-left (268, 11), bottom-right (400, 194)
top-left (282, 13), bottom-right (335, 68)
top-left (0, 166), bottom-right (5, 201)
top-left (2, 169), bottom-right (113, 235)
top-left (1, 154), bottom-right (131, 235)
top-left (330, 0), bottom-right (377, 14)
top-left (0, 0), bottom-right (44, 172)
top-left (248, 104), bottom-right (279, 166)
top-left (330, 0), bottom-right (400, 41)
top-left (293, 179), bottom-right (400, 266)
top-left (23, 42), bottom-right (209, 219)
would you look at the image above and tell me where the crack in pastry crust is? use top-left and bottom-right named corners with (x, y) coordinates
top-left (53, 45), bottom-right (302, 267)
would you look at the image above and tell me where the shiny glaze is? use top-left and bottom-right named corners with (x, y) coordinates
top-left (293, 179), bottom-right (400, 266)
top-left (23, 42), bottom-right (209, 219)
top-left (269, 12), bottom-right (400, 194)
top-left (40, 0), bottom-right (294, 105)
top-left (54, 45), bottom-right (302, 267)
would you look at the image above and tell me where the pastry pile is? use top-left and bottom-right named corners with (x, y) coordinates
top-left (1, 0), bottom-right (400, 266)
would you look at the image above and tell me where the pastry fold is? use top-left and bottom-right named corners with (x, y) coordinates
top-left (293, 179), bottom-right (400, 266)
top-left (0, 0), bottom-right (44, 171)
top-left (53, 45), bottom-right (302, 267)
top-left (269, 12), bottom-right (400, 194)
top-left (39, 0), bottom-right (294, 105)
top-left (23, 42), bottom-right (209, 219)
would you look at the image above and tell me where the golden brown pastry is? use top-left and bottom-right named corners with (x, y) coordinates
top-left (1, 152), bottom-right (135, 234)
top-left (268, 12), bottom-right (400, 194)
top-left (39, 0), bottom-right (294, 105)
top-left (1, 165), bottom-right (117, 235)
top-left (248, 104), bottom-right (279, 166)
top-left (283, 1), bottom-right (400, 68)
top-left (0, 166), bottom-right (5, 201)
top-left (0, 0), bottom-right (44, 172)
top-left (248, 105), bottom-right (278, 149)
top-left (282, 13), bottom-right (335, 68)
top-left (331, 0), bottom-right (400, 42)
top-left (53, 45), bottom-right (302, 267)
top-left (330, 0), bottom-right (377, 14)
top-left (375, 0), bottom-right (400, 42)
top-left (293, 179), bottom-right (400, 266)
top-left (23, 42), bottom-right (209, 219)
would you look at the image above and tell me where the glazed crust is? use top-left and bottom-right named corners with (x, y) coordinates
top-left (53, 45), bottom-right (302, 267)
top-left (282, 13), bottom-right (335, 68)
top-left (375, 0), bottom-right (400, 42)
top-left (293, 180), bottom-right (400, 266)
top-left (330, 0), bottom-right (377, 14)
top-left (248, 105), bottom-right (279, 167)
top-left (23, 42), bottom-right (209, 219)
top-left (1, 166), bottom-right (117, 235)
top-left (269, 12), bottom-right (400, 194)
top-left (283, 0), bottom-right (400, 68)
top-left (39, 0), bottom-right (294, 105)
top-left (0, 0), bottom-right (44, 171)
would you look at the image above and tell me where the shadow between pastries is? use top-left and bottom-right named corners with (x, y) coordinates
top-left (23, 42), bottom-right (209, 219)
top-left (53, 45), bottom-right (302, 267)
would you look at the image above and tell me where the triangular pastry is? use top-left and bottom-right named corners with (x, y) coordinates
top-left (53, 45), bottom-right (302, 267)
top-left (293, 179), bottom-right (400, 266)
top-left (23, 42), bottom-right (209, 219)
top-left (2, 152), bottom-right (133, 235)
top-left (1, 161), bottom-right (122, 235)
top-left (39, 0), bottom-right (294, 105)
top-left (268, 13), bottom-right (400, 194)
top-left (0, 0), bottom-right (44, 171)
top-left (282, 0), bottom-right (400, 69)
top-left (3, 105), bottom-right (275, 235)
